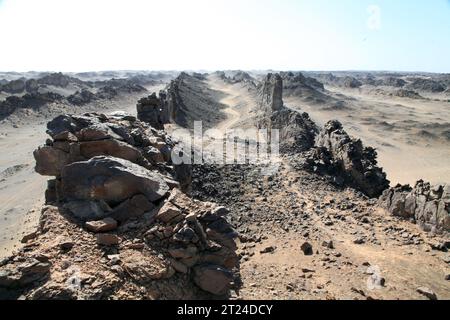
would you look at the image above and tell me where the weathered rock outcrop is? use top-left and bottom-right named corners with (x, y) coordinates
top-left (406, 78), bottom-right (446, 93)
top-left (302, 120), bottom-right (389, 198)
top-left (34, 113), bottom-right (191, 197)
top-left (67, 89), bottom-right (97, 105)
top-left (0, 78), bottom-right (26, 94)
top-left (136, 92), bottom-right (168, 130)
top-left (281, 72), bottom-right (325, 93)
top-left (0, 113), bottom-right (239, 300)
top-left (137, 73), bottom-right (226, 130)
top-left (255, 73), bottom-right (319, 153)
top-left (379, 181), bottom-right (449, 233)
top-left (258, 73), bottom-right (283, 113)
top-left (0, 92), bottom-right (64, 118)
top-left (37, 72), bottom-right (84, 88)
top-left (393, 89), bottom-right (423, 99)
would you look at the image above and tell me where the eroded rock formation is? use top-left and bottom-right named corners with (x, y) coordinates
top-left (302, 120), bottom-right (389, 198)
top-left (0, 113), bottom-right (238, 299)
top-left (137, 73), bottom-right (226, 130)
top-left (255, 73), bottom-right (319, 153)
top-left (379, 181), bottom-right (449, 233)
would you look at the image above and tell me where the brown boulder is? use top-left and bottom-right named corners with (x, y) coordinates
top-left (79, 139), bottom-right (141, 163)
top-left (60, 156), bottom-right (169, 204)
top-left (193, 264), bottom-right (233, 296)
top-left (34, 146), bottom-right (70, 176)
top-left (156, 201), bottom-right (183, 223)
top-left (110, 194), bottom-right (155, 222)
top-left (96, 233), bottom-right (120, 245)
top-left (120, 250), bottom-right (173, 282)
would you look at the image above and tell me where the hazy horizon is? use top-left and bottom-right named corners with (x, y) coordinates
top-left (1, 0), bottom-right (449, 73)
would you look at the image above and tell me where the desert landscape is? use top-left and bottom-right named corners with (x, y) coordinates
top-left (0, 70), bottom-right (448, 300)
top-left (0, 0), bottom-right (449, 303)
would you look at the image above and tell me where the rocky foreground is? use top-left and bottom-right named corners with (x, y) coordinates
top-left (0, 113), bottom-right (239, 299)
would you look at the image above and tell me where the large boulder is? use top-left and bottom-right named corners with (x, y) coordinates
top-left (0, 112), bottom-right (238, 300)
top-left (34, 146), bottom-right (71, 176)
top-left (193, 264), bottom-right (234, 296)
top-left (60, 156), bottom-right (169, 204)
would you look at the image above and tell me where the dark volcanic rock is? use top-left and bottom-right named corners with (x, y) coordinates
top-left (258, 73), bottom-right (283, 113)
top-left (379, 181), bottom-right (449, 233)
top-left (136, 92), bottom-right (167, 130)
top-left (67, 89), bottom-right (96, 106)
top-left (407, 78), bottom-right (446, 93)
top-left (303, 120), bottom-right (389, 198)
top-left (0, 92), bottom-right (64, 118)
top-left (255, 73), bottom-right (319, 153)
top-left (0, 78), bottom-right (26, 94)
top-left (60, 156), bottom-right (169, 204)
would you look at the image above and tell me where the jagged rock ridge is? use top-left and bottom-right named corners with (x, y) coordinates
top-left (137, 73), bottom-right (227, 130)
top-left (301, 120), bottom-right (390, 198)
top-left (379, 181), bottom-right (449, 233)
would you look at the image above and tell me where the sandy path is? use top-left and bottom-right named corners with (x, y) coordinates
top-left (206, 74), bottom-right (256, 131)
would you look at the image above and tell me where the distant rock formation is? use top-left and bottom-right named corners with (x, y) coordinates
top-left (0, 92), bottom-right (64, 118)
top-left (258, 73), bottom-right (283, 113)
top-left (136, 92), bottom-right (168, 130)
top-left (255, 73), bottom-right (319, 153)
top-left (406, 78), bottom-right (446, 93)
top-left (281, 72), bottom-right (325, 93)
top-left (137, 73), bottom-right (226, 130)
top-left (379, 181), bottom-right (449, 233)
top-left (382, 77), bottom-right (406, 88)
top-left (37, 72), bottom-right (84, 88)
top-left (0, 78), bottom-right (26, 94)
top-left (67, 89), bottom-right (97, 106)
top-left (312, 73), bottom-right (362, 89)
top-left (341, 76), bottom-right (362, 88)
top-left (393, 89), bottom-right (423, 99)
top-left (302, 120), bottom-right (389, 198)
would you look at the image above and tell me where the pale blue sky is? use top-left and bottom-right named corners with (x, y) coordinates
top-left (0, 0), bottom-right (449, 72)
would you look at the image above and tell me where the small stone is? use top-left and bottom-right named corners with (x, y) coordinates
top-left (107, 255), bottom-right (121, 265)
top-left (96, 234), bottom-right (120, 246)
top-left (260, 246), bottom-right (276, 254)
top-left (353, 238), bottom-right (365, 245)
top-left (21, 232), bottom-right (37, 244)
top-left (417, 287), bottom-right (438, 300)
top-left (59, 239), bottom-right (74, 251)
top-left (300, 242), bottom-right (313, 255)
top-left (156, 202), bottom-right (182, 223)
top-left (86, 218), bottom-right (118, 233)
top-left (322, 240), bottom-right (334, 249)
